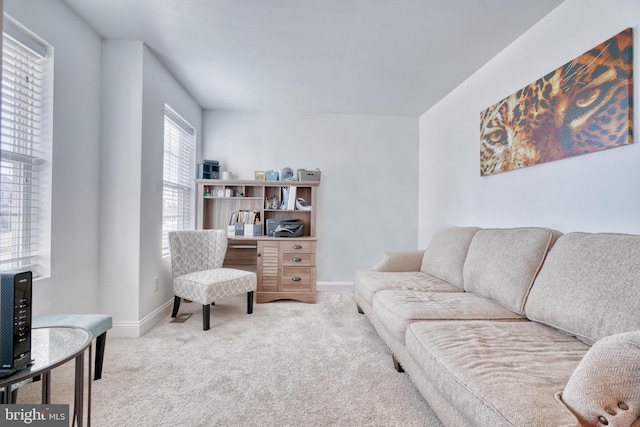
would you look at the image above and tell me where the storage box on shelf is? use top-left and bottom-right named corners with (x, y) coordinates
top-left (195, 179), bottom-right (320, 303)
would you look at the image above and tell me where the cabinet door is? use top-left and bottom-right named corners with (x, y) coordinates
top-left (257, 241), bottom-right (280, 292)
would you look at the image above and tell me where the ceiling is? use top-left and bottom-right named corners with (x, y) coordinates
top-left (62, 0), bottom-right (563, 116)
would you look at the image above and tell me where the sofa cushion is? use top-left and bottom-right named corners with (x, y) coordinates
top-left (526, 232), bottom-right (640, 345)
top-left (406, 320), bottom-right (587, 426)
top-left (354, 269), bottom-right (461, 307)
top-left (557, 331), bottom-right (640, 427)
top-left (462, 227), bottom-right (560, 315)
top-left (420, 226), bottom-right (480, 288)
top-left (372, 290), bottom-right (525, 344)
top-left (373, 250), bottom-right (424, 272)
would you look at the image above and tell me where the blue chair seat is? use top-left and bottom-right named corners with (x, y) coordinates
top-left (32, 314), bottom-right (112, 380)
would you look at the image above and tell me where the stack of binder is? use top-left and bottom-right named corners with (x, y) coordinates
top-left (228, 210), bottom-right (262, 237)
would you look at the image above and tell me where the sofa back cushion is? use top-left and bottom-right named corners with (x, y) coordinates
top-left (463, 227), bottom-right (560, 315)
top-left (525, 232), bottom-right (640, 344)
top-left (420, 226), bottom-right (480, 289)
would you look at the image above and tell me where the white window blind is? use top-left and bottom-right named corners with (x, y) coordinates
top-left (162, 106), bottom-right (195, 256)
top-left (0, 18), bottom-right (51, 275)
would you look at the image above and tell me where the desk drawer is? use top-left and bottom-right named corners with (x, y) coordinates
top-left (281, 241), bottom-right (316, 254)
top-left (282, 267), bottom-right (315, 292)
top-left (283, 253), bottom-right (315, 267)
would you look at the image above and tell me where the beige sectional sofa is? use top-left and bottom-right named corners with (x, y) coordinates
top-left (354, 227), bottom-right (640, 427)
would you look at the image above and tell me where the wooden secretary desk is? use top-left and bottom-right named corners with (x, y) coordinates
top-left (195, 179), bottom-right (320, 303)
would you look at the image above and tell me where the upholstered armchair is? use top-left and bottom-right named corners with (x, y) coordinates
top-left (168, 230), bottom-right (257, 330)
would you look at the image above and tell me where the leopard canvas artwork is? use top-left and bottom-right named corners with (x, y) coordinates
top-left (480, 28), bottom-right (633, 176)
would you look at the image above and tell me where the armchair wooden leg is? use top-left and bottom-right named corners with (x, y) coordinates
top-left (392, 354), bottom-right (404, 373)
top-left (171, 296), bottom-right (181, 317)
top-left (203, 304), bottom-right (211, 330)
top-left (247, 291), bottom-right (254, 314)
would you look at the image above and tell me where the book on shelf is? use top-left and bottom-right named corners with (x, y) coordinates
top-left (279, 186), bottom-right (298, 210)
top-left (286, 186), bottom-right (297, 210)
top-left (228, 212), bottom-right (238, 225)
top-left (280, 187), bottom-right (288, 210)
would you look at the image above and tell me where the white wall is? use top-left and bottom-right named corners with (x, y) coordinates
top-left (5, 0), bottom-right (102, 314)
top-left (139, 45), bottom-right (202, 327)
top-left (419, 0), bottom-right (640, 247)
top-left (203, 111), bottom-right (419, 281)
top-left (99, 40), bottom-right (144, 331)
top-left (99, 42), bottom-right (202, 336)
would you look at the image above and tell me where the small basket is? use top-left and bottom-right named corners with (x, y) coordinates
top-left (297, 169), bottom-right (321, 182)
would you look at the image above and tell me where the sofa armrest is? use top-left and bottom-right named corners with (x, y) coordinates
top-left (372, 250), bottom-right (424, 272)
top-left (556, 331), bottom-right (640, 427)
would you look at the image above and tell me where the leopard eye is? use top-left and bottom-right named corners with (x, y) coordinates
top-left (486, 130), bottom-right (507, 145)
top-left (564, 80), bottom-right (616, 128)
top-left (574, 87), bottom-right (602, 108)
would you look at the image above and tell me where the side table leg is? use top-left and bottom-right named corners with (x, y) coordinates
top-left (73, 352), bottom-right (85, 427)
top-left (88, 343), bottom-right (92, 427)
top-left (2, 385), bottom-right (12, 404)
top-left (41, 372), bottom-right (51, 403)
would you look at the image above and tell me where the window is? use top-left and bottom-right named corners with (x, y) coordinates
top-left (162, 106), bottom-right (196, 256)
top-left (0, 17), bottom-right (52, 276)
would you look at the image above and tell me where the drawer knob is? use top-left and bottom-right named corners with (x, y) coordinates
top-left (291, 277), bottom-right (302, 281)
top-left (291, 257), bottom-right (302, 262)
top-left (292, 244), bottom-right (302, 249)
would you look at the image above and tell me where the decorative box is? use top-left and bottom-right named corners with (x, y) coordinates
top-left (265, 170), bottom-right (279, 181)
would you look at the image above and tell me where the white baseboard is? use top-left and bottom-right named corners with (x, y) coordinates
top-left (317, 281), bottom-right (354, 292)
top-left (110, 299), bottom-right (174, 338)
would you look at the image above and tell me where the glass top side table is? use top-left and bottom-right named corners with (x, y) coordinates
top-left (0, 326), bottom-right (92, 426)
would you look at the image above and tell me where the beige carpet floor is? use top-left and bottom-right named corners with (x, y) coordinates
top-left (16, 292), bottom-right (442, 426)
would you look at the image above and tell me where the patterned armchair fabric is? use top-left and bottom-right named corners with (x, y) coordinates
top-left (169, 229), bottom-right (228, 277)
top-left (173, 269), bottom-right (256, 305)
top-left (168, 229), bottom-right (257, 330)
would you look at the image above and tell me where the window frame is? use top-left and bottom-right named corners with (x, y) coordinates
top-left (161, 105), bottom-right (196, 256)
top-left (0, 15), bottom-right (53, 277)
